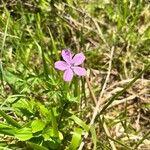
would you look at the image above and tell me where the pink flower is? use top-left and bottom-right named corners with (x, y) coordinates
top-left (54, 49), bottom-right (86, 81)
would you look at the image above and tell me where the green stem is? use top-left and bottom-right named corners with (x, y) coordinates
top-left (74, 76), bottom-right (80, 98)
top-left (50, 108), bottom-right (59, 137)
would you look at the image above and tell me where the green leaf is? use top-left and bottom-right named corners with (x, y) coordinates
top-left (4, 70), bottom-right (23, 86)
top-left (43, 139), bottom-right (61, 149)
top-left (13, 98), bottom-right (34, 114)
top-left (0, 123), bottom-right (16, 135)
top-left (31, 119), bottom-right (46, 133)
top-left (37, 103), bottom-right (49, 117)
top-left (58, 131), bottom-right (63, 141)
top-left (27, 142), bottom-right (48, 150)
top-left (14, 127), bottom-right (33, 141)
top-left (67, 93), bottom-right (79, 103)
top-left (70, 115), bottom-right (89, 132)
top-left (0, 147), bottom-right (12, 150)
top-left (42, 128), bottom-right (53, 140)
top-left (69, 128), bottom-right (83, 150)
top-left (50, 108), bottom-right (59, 137)
top-left (42, 127), bottom-right (63, 141)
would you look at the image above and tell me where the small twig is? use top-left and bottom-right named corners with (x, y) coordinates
top-left (135, 112), bottom-right (141, 132)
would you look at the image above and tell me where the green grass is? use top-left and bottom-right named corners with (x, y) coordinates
top-left (0, 0), bottom-right (150, 150)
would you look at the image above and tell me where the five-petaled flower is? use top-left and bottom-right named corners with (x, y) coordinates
top-left (54, 49), bottom-right (86, 81)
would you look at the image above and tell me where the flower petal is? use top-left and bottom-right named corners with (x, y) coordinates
top-left (72, 67), bottom-right (86, 76)
top-left (62, 49), bottom-right (73, 64)
top-left (72, 53), bottom-right (85, 66)
top-left (63, 68), bottom-right (73, 81)
top-left (54, 61), bottom-right (69, 71)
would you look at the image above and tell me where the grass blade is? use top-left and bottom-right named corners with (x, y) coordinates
top-left (0, 110), bottom-right (21, 128)
top-left (100, 63), bottom-right (150, 114)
